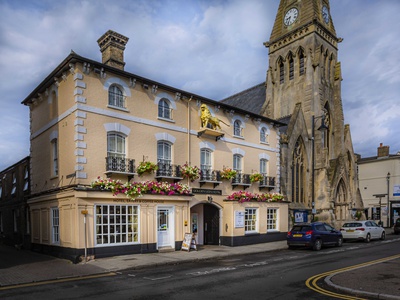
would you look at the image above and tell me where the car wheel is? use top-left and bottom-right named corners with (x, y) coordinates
top-left (380, 231), bottom-right (386, 240)
top-left (313, 239), bottom-right (322, 251)
top-left (365, 233), bottom-right (371, 243)
top-left (336, 237), bottom-right (343, 247)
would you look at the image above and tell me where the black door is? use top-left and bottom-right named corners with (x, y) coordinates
top-left (204, 204), bottom-right (219, 245)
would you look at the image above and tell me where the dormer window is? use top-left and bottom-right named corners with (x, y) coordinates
top-left (108, 85), bottom-right (125, 108)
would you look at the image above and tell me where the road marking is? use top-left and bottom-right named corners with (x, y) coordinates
top-left (143, 275), bottom-right (172, 281)
top-left (305, 254), bottom-right (400, 299)
top-left (0, 272), bottom-right (117, 291)
top-left (187, 267), bottom-right (236, 276)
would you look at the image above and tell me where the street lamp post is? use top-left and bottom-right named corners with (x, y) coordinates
top-left (311, 114), bottom-right (328, 221)
top-left (387, 172), bottom-right (391, 227)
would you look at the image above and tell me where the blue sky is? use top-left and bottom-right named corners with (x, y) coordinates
top-left (1, 0), bottom-right (400, 171)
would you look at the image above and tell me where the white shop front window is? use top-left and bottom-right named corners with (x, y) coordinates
top-left (95, 204), bottom-right (139, 246)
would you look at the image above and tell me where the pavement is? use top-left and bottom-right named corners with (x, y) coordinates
top-left (0, 229), bottom-right (399, 300)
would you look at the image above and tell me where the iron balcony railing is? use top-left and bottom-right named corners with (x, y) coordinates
top-left (232, 173), bottom-right (251, 186)
top-left (105, 156), bottom-right (135, 174)
top-left (259, 176), bottom-right (276, 188)
top-left (200, 169), bottom-right (222, 182)
top-left (155, 163), bottom-right (182, 179)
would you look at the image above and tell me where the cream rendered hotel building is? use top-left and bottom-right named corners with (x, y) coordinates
top-left (22, 31), bottom-right (288, 261)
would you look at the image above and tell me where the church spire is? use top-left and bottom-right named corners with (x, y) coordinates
top-left (266, 0), bottom-right (338, 50)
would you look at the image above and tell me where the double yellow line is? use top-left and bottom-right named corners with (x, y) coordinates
top-left (305, 254), bottom-right (400, 300)
top-left (0, 272), bottom-right (116, 291)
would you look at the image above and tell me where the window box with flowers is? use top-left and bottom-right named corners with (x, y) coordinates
top-left (250, 172), bottom-right (263, 183)
top-left (220, 167), bottom-right (237, 180)
top-left (180, 164), bottom-right (200, 182)
top-left (226, 190), bottom-right (285, 203)
top-left (136, 161), bottom-right (158, 176)
top-left (91, 177), bottom-right (191, 200)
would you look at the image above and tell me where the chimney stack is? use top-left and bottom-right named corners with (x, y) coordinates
top-left (377, 143), bottom-right (390, 158)
top-left (97, 30), bottom-right (129, 70)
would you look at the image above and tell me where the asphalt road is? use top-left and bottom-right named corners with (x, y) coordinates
top-left (1, 239), bottom-right (399, 300)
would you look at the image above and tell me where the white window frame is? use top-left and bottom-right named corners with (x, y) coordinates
top-left (51, 138), bottom-right (58, 177)
top-left (23, 166), bottom-right (29, 191)
top-left (267, 208), bottom-right (278, 231)
top-left (200, 148), bottom-right (212, 172)
top-left (95, 204), bottom-right (140, 246)
top-left (11, 173), bottom-right (16, 195)
top-left (158, 99), bottom-right (172, 120)
top-left (157, 141), bottom-right (172, 165)
top-left (260, 127), bottom-right (268, 143)
top-left (233, 154), bottom-right (242, 173)
top-left (245, 208), bottom-right (258, 234)
top-left (260, 158), bottom-right (268, 175)
top-left (107, 132), bottom-right (126, 159)
top-left (233, 120), bottom-right (243, 137)
top-left (51, 207), bottom-right (60, 244)
top-left (108, 85), bottom-right (125, 108)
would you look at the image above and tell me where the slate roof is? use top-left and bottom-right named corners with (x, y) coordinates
top-left (220, 83), bottom-right (266, 115)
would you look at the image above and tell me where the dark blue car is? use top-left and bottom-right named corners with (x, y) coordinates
top-left (287, 222), bottom-right (343, 251)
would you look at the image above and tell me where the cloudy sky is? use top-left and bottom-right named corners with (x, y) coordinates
top-left (1, 0), bottom-right (399, 171)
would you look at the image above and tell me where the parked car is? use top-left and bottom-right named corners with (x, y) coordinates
top-left (340, 220), bottom-right (385, 242)
top-left (393, 218), bottom-right (400, 234)
top-left (287, 222), bottom-right (343, 251)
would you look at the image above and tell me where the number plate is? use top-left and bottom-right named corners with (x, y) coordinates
top-left (346, 230), bottom-right (354, 232)
top-left (293, 234), bottom-right (303, 237)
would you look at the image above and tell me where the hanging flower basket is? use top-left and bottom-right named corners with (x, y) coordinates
top-left (180, 164), bottom-right (200, 182)
top-left (136, 161), bottom-right (158, 176)
top-left (250, 172), bottom-right (263, 183)
top-left (220, 167), bottom-right (237, 180)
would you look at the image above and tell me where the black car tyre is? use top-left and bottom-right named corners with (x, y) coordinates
top-left (313, 239), bottom-right (322, 251)
top-left (336, 237), bottom-right (343, 247)
top-left (365, 233), bottom-right (371, 243)
top-left (380, 231), bottom-right (386, 240)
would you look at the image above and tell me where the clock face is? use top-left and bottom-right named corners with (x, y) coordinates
top-left (284, 8), bottom-right (298, 26)
top-left (322, 5), bottom-right (329, 24)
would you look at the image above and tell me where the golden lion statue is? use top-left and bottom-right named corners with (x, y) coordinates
top-left (200, 104), bottom-right (229, 130)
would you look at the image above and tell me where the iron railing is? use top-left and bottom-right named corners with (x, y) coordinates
top-left (105, 156), bottom-right (135, 174)
top-left (155, 163), bottom-right (182, 179)
top-left (200, 169), bottom-right (221, 182)
top-left (232, 173), bottom-right (251, 186)
top-left (259, 176), bottom-right (275, 188)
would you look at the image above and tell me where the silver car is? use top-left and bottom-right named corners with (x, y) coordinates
top-left (340, 220), bottom-right (385, 242)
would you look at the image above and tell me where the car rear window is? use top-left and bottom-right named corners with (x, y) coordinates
top-left (343, 223), bottom-right (362, 228)
top-left (291, 225), bottom-right (312, 232)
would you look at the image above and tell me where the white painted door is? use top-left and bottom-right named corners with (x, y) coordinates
top-left (158, 208), bottom-right (172, 248)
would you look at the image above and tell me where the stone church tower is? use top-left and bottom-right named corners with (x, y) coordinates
top-left (222, 0), bottom-right (363, 226)
top-left (261, 0), bottom-right (363, 225)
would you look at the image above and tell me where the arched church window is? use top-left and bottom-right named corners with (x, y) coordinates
top-left (299, 50), bottom-right (305, 76)
top-left (292, 138), bottom-right (305, 203)
top-left (279, 61), bottom-right (285, 84)
top-left (289, 56), bottom-right (294, 80)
